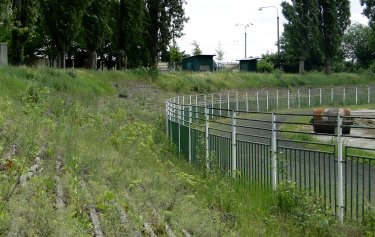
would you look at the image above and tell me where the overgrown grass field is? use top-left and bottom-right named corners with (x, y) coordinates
top-left (0, 66), bottom-right (373, 236)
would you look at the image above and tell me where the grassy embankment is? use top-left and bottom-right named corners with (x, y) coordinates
top-left (0, 67), bottom-right (373, 236)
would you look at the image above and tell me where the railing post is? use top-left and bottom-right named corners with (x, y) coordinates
top-left (276, 90), bottom-right (279, 110)
top-left (182, 96), bottom-right (185, 126)
top-left (205, 106), bottom-right (210, 170)
top-left (271, 113), bottom-right (277, 191)
top-left (337, 114), bottom-right (344, 223)
top-left (211, 94), bottom-right (214, 118)
top-left (189, 104), bottom-right (192, 164)
top-left (331, 88), bottom-right (334, 102)
top-left (173, 97), bottom-right (176, 122)
top-left (178, 100), bottom-right (181, 155)
top-left (298, 89), bottom-right (300, 108)
top-left (236, 92), bottom-right (239, 111)
top-left (287, 90), bottom-right (290, 109)
top-left (219, 93), bottom-right (222, 116)
top-left (246, 92), bottom-right (249, 112)
top-left (195, 95), bottom-right (198, 120)
top-left (232, 110), bottom-right (237, 178)
top-left (257, 91), bottom-right (260, 112)
top-left (343, 88), bottom-right (346, 104)
top-left (227, 93), bottom-right (230, 110)
top-left (356, 88), bottom-right (358, 105)
top-left (166, 101), bottom-right (169, 137)
top-left (266, 91), bottom-right (269, 111)
top-left (319, 88), bottom-right (322, 105)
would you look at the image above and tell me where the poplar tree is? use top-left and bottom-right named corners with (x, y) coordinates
top-left (361, 0), bottom-right (375, 29)
top-left (281, 0), bottom-right (319, 74)
top-left (317, 0), bottom-right (351, 74)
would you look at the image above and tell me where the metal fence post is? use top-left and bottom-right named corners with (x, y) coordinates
top-left (232, 110), bottom-right (237, 178)
top-left (257, 91), bottom-right (260, 112)
top-left (246, 92), bottom-right (249, 112)
top-left (331, 88), bottom-right (334, 102)
top-left (276, 90), bottom-right (279, 110)
top-left (166, 101), bottom-right (169, 137)
top-left (266, 91), bottom-right (269, 111)
top-left (211, 94), bottom-right (214, 118)
top-left (356, 88), bottom-right (358, 105)
top-left (320, 88), bottom-right (322, 105)
top-left (309, 89), bottom-right (311, 107)
top-left (227, 93), bottom-right (230, 110)
top-left (204, 94), bottom-right (207, 107)
top-left (337, 114), bottom-right (344, 223)
top-left (182, 96), bottom-right (185, 126)
top-left (298, 89), bottom-right (301, 108)
top-left (287, 90), bottom-right (290, 109)
top-left (271, 113), bottom-right (277, 191)
top-left (189, 104), bottom-right (192, 164)
top-left (343, 88), bottom-right (346, 104)
top-left (205, 106), bottom-right (210, 170)
top-left (195, 95), bottom-right (198, 120)
top-left (236, 92), bottom-right (239, 111)
top-left (178, 100), bottom-right (181, 155)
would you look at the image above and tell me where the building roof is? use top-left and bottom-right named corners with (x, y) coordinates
top-left (236, 58), bottom-right (260, 61)
top-left (183, 55), bottom-right (216, 60)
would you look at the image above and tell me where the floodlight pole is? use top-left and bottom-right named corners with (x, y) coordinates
top-left (236, 23), bottom-right (253, 58)
top-left (259, 6), bottom-right (280, 54)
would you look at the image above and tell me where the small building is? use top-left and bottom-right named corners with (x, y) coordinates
top-left (237, 58), bottom-right (258, 72)
top-left (182, 55), bottom-right (215, 72)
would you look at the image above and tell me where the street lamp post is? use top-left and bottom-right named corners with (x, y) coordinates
top-left (236, 23), bottom-right (253, 58)
top-left (259, 6), bottom-right (280, 54)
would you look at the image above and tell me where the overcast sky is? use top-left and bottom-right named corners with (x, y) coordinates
top-left (176, 0), bottom-right (369, 62)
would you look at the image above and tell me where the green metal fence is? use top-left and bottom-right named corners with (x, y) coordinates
top-left (166, 85), bottom-right (375, 223)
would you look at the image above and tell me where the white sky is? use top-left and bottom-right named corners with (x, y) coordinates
top-left (176, 0), bottom-right (369, 63)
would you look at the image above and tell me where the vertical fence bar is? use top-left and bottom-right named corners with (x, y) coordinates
top-left (182, 96), bottom-right (185, 126)
top-left (298, 89), bottom-right (301, 108)
top-left (331, 88), bottom-right (334, 102)
top-left (205, 107), bottom-right (210, 170)
top-left (195, 95), bottom-right (198, 119)
top-left (257, 91), bottom-right (260, 112)
top-left (246, 92), bottom-right (249, 112)
top-left (178, 99), bottom-right (181, 155)
top-left (276, 90), bottom-right (279, 110)
top-left (173, 97), bottom-right (176, 122)
top-left (188, 104), bottom-right (192, 164)
top-left (343, 88), bottom-right (346, 104)
top-left (309, 89), bottom-right (311, 107)
top-left (227, 93), bottom-right (230, 110)
top-left (337, 114), bottom-right (344, 223)
top-left (166, 101), bottom-right (169, 137)
top-left (287, 90), bottom-right (290, 109)
top-left (320, 88), bottom-right (322, 105)
top-left (236, 92), bottom-right (239, 111)
top-left (219, 93), bottom-right (222, 116)
top-left (356, 88), bottom-right (358, 105)
top-left (232, 111), bottom-right (237, 178)
top-left (204, 94), bottom-right (207, 107)
top-left (211, 94), bottom-right (214, 118)
top-left (271, 113), bottom-right (277, 191)
top-left (266, 91), bottom-right (269, 111)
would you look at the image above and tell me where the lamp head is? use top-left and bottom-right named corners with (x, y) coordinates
top-left (259, 7), bottom-right (263, 11)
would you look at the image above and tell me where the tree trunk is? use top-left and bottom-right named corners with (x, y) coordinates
top-left (88, 50), bottom-right (97, 70)
top-left (299, 59), bottom-right (305, 74)
top-left (57, 50), bottom-right (66, 69)
top-left (325, 56), bottom-right (332, 75)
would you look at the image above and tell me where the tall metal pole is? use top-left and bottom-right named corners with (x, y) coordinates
top-left (277, 16), bottom-right (280, 54)
top-left (245, 31), bottom-right (247, 58)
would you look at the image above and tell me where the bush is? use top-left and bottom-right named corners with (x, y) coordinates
top-left (257, 59), bottom-right (274, 73)
top-left (276, 181), bottom-right (336, 236)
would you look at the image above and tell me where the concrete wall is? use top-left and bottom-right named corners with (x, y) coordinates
top-left (0, 43), bottom-right (8, 66)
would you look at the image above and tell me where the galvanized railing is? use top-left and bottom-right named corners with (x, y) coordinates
top-left (166, 85), bottom-right (375, 223)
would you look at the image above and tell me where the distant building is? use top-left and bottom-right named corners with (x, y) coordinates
top-left (237, 58), bottom-right (258, 72)
top-left (182, 55), bottom-right (215, 72)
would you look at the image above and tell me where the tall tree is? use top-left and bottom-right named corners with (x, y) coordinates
top-left (281, 0), bottom-right (319, 74)
top-left (146, 0), bottom-right (188, 66)
top-left (317, 0), bottom-right (351, 74)
top-left (82, 0), bottom-right (111, 70)
top-left (361, 0), bottom-right (375, 29)
top-left (170, 39), bottom-right (183, 62)
top-left (191, 40), bottom-right (202, 56)
top-left (5, 0), bottom-right (39, 65)
top-left (0, 0), bottom-right (12, 43)
top-left (40, 0), bottom-right (88, 68)
top-left (342, 23), bottom-right (374, 67)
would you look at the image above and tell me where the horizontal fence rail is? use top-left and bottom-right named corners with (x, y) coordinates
top-left (166, 85), bottom-right (375, 223)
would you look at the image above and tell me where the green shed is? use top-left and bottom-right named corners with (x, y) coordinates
top-left (182, 55), bottom-right (215, 72)
top-left (238, 58), bottom-right (258, 72)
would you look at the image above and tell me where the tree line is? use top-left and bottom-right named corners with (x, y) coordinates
top-left (0, 0), bottom-right (188, 69)
top-left (273, 0), bottom-right (375, 74)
